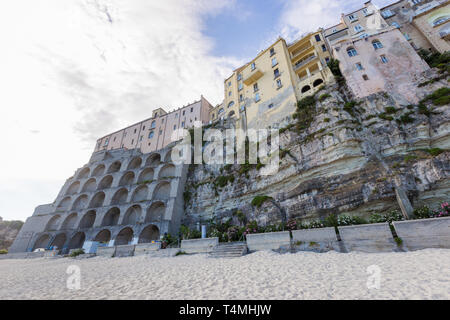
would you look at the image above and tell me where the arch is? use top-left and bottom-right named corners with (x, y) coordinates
top-left (115, 227), bottom-right (134, 246)
top-left (145, 153), bottom-right (161, 167)
top-left (102, 207), bottom-right (121, 226)
top-left (145, 201), bottom-right (166, 223)
top-left (153, 182), bottom-right (171, 200)
top-left (432, 15), bottom-right (449, 26)
top-left (138, 225), bottom-right (160, 244)
top-left (127, 157), bottom-right (142, 170)
top-left (301, 85), bottom-right (311, 93)
top-left (228, 111), bottom-right (236, 118)
top-left (228, 101), bottom-right (235, 108)
top-left (68, 232), bottom-right (86, 250)
top-left (107, 161), bottom-right (122, 173)
top-left (45, 215), bottom-right (61, 231)
top-left (131, 185), bottom-right (149, 202)
top-left (50, 233), bottom-right (66, 250)
top-left (123, 205), bottom-right (142, 225)
top-left (61, 213), bottom-right (78, 230)
top-left (98, 175), bottom-right (113, 190)
top-left (111, 188), bottom-right (129, 205)
top-left (89, 192), bottom-right (105, 208)
top-left (77, 167), bottom-right (90, 179)
top-left (82, 178), bottom-right (97, 192)
top-left (92, 164), bottom-right (106, 177)
top-left (347, 47), bottom-right (357, 57)
top-left (33, 234), bottom-right (50, 251)
top-left (79, 210), bottom-right (96, 229)
top-left (57, 197), bottom-right (71, 210)
top-left (158, 164), bottom-right (175, 179)
top-left (94, 229), bottom-right (111, 244)
top-left (150, 120), bottom-right (156, 129)
top-left (71, 195), bottom-right (88, 210)
top-left (119, 171), bottom-right (135, 186)
top-left (138, 168), bottom-right (154, 183)
top-left (66, 181), bottom-right (80, 195)
top-left (164, 151), bottom-right (172, 163)
top-left (313, 79), bottom-right (324, 87)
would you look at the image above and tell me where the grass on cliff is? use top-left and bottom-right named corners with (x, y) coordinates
top-left (251, 195), bottom-right (273, 208)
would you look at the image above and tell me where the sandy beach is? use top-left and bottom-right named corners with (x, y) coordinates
top-left (0, 249), bottom-right (449, 300)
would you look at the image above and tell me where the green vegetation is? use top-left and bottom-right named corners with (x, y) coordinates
top-left (323, 118), bottom-right (330, 123)
top-left (0, 249), bottom-right (7, 254)
top-left (69, 249), bottom-right (84, 258)
top-left (343, 101), bottom-right (360, 117)
top-left (403, 155), bottom-right (417, 163)
top-left (384, 106), bottom-right (398, 114)
top-left (426, 148), bottom-right (444, 157)
top-left (397, 113), bottom-right (415, 124)
top-left (378, 113), bottom-right (394, 121)
top-left (251, 195), bottom-right (273, 208)
top-left (214, 175), bottom-right (235, 188)
top-left (327, 58), bottom-right (342, 77)
top-left (175, 251), bottom-right (187, 256)
top-left (418, 50), bottom-right (450, 70)
top-left (394, 237), bottom-right (403, 247)
top-left (421, 87), bottom-right (450, 106)
top-left (319, 93), bottom-right (331, 102)
top-left (180, 225), bottom-right (201, 240)
top-left (369, 211), bottom-right (403, 224)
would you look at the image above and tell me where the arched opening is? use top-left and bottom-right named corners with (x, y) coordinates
top-left (131, 185), bottom-right (149, 202)
top-left (153, 182), bottom-right (171, 200)
top-left (145, 202), bottom-right (166, 223)
top-left (50, 233), bottom-right (66, 250)
top-left (94, 229), bottom-right (111, 244)
top-left (138, 225), bottom-right (160, 243)
top-left (107, 161), bottom-right (122, 173)
top-left (137, 168), bottom-right (154, 183)
top-left (33, 234), bottom-right (50, 251)
top-left (66, 181), bottom-right (80, 195)
top-left (79, 210), bottom-right (96, 229)
top-left (61, 213), bottom-right (78, 230)
top-left (77, 168), bottom-right (90, 179)
top-left (115, 227), bottom-right (134, 246)
top-left (72, 195), bottom-right (88, 210)
top-left (158, 164), bottom-right (175, 179)
top-left (102, 207), bottom-right (120, 226)
top-left (98, 175), bottom-right (113, 190)
top-left (68, 232), bottom-right (86, 250)
top-left (164, 151), bottom-right (172, 163)
top-left (82, 178), bottom-right (97, 192)
top-left (145, 153), bottom-right (161, 167)
top-left (228, 111), bottom-right (235, 118)
top-left (57, 197), bottom-right (71, 210)
top-left (92, 164), bottom-right (105, 177)
top-left (228, 101), bottom-right (235, 108)
top-left (301, 85), bottom-right (311, 93)
top-left (89, 192), bottom-right (105, 208)
top-left (119, 171), bottom-right (135, 186)
top-left (123, 205), bottom-right (142, 225)
top-left (127, 157), bottom-right (142, 170)
top-left (111, 188), bottom-right (129, 205)
top-left (313, 79), bottom-right (324, 87)
top-left (45, 215), bottom-right (61, 231)
top-left (432, 15), bottom-right (449, 26)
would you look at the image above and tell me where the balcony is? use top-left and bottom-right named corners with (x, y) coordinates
top-left (243, 68), bottom-right (264, 86)
top-left (293, 55), bottom-right (318, 72)
top-left (291, 44), bottom-right (314, 60)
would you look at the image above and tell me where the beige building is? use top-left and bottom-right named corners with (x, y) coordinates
top-left (412, 0), bottom-right (450, 53)
top-left (95, 96), bottom-right (213, 154)
top-left (324, 1), bottom-right (429, 103)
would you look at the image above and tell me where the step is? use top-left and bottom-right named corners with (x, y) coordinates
top-left (208, 242), bottom-right (248, 258)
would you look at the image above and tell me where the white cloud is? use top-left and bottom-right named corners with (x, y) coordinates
top-left (0, 0), bottom-right (240, 220)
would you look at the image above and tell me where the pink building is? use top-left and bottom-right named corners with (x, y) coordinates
top-left (94, 96), bottom-right (213, 154)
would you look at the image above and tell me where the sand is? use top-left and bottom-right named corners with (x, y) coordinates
top-left (0, 249), bottom-right (449, 300)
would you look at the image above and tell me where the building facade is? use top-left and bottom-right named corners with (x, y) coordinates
top-left (95, 96), bottom-right (213, 154)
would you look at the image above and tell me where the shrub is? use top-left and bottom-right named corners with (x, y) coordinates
top-left (384, 106), bottom-right (397, 114)
top-left (69, 249), bottom-right (84, 258)
top-left (324, 118), bottom-right (330, 123)
top-left (418, 103), bottom-right (431, 116)
top-left (180, 225), bottom-right (201, 240)
top-left (297, 95), bottom-right (316, 109)
top-left (319, 94), bottom-right (331, 102)
top-left (398, 113), bottom-right (415, 124)
top-left (327, 58), bottom-right (342, 77)
top-left (426, 148), bottom-right (444, 156)
top-left (175, 251), bottom-right (187, 256)
top-left (336, 215), bottom-right (367, 226)
top-left (421, 87), bottom-right (450, 106)
top-left (0, 249), bottom-right (8, 255)
top-left (394, 237), bottom-right (403, 247)
top-left (378, 113), bottom-right (394, 121)
top-left (251, 195), bottom-right (273, 208)
top-left (369, 211), bottom-right (404, 224)
top-left (343, 101), bottom-right (359, 117)
top-left (412, 206), bottom-right (436, 219)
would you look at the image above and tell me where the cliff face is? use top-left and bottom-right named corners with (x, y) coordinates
top-left (0, 218), bottom-right (23, 251)
top-left (183, 68), bottom-right (450, 227)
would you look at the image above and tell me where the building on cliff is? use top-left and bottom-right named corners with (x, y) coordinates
top-left (323, 1), bottom-right (431, 104)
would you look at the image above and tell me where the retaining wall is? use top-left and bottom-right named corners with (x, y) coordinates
top-left (338, 223), bottom-right (397, 253)
top-left (134, 242), bottom-right (161, 255)
top-left (114, 245), bottom-right (136, 257)
top-left (180, 237), bottom-right (218, 254)
top-left (291, 227), bottom-right (340, 252)
top-left (246, 231), bottom-right (291, 252)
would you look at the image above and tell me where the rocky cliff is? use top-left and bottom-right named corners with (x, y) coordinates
top-left (0, 218), bottom-right (23, 251)
top-left (183, 68), bottom-right (450, 227)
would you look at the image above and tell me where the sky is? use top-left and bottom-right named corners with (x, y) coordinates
top-left (0, 0), bottom-right (393, 221)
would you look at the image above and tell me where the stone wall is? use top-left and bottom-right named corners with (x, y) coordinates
top-left (181, 237), bottom-right (218, 254)
top-left (246, 232), bottom-right (291, 251)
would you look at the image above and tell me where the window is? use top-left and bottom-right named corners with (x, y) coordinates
top-left (274, 68), bottom-right (280, 78)
top-left (228, 81), bottom-right (231, 87)
top-left (347, 47), bottom-right (358, 57)
top-left (239, 94), bottom-right (244, 102)
top-left (268, 103), bottom-right (274, 109)
top-left (131, 139), bottom-right (134, 144)
top-left (332, 28), bottom-right (337, 33)
top-left (322, 44), bottom-right (327, 52)
top-left (372, 40), bottom-right (383, 50)
top-left (151, 121), bottom-right (156, 128)
top-left (381, 10), bottom-right (394, 18)
top-left (254, 93), bottom-right (260, 102)
top-left (354, 24), bottom-right (364, 33)
top-left (432, 16), bottom-right (449, 26)
top-left (251, 62), bottom-right (256, 70)
top-left (218, 108), bottom-right (224, 114)
top-left (276, 79), bottom-right (282, 88)
top-left (391, 22), bottom-right (400, 28)
top-left (411, 0), bottom-right (422, 4)
top-left (175, 113), bottom-right (178, 118)
top-left (270, 48), bottom-right (275, 56)
top-left (149, 131), bottom-right (154, 139)
top-left (404, 33), bottom-right (411, 40)
top-left (228, 101), bottom-right (235, 108)
top-left (238, 82), bottom-right (243, 91)
top-left (140, 136), bottom-right (143, 141)
top-left (181, 121), bottom-right (185, 128)
top-left (253, 83), bottom-right (259, 92)
top-left (348, 14), bottom-right (357, 21)
top-left (142, 126), bottom-right (145, 131)
top-left (380, 55), bottom-right (388, 63)
top-left (134, 129), bottom-right (137, 134)
top-left (315, 34), bottom-right (321, 42)
top-left (228, 91), bottom-right (232, 97)
top-left (362, 74), bottom-right (369, 81)
top-left (191, 107), bottom-right (193, 112)
top-left (182, 110), bottom-right (185, 116)
top-left (272, 57), bottom-right (278, 67)
top-left (161, 118), bottom-right (164, 123)
top-left (237, 73), bottom-right (242, 81)
top-left (325, 57), bottom-right (330, 63)
top-left (362, 8), bottom-right (370, 16)
top-left (356, 63), bottom-right (363, 70)
top-left (104, 138), bottom-right (109, 146)
top-left (173, 125), bottom-right (177, 130)
top-left (113, 137), bottom-right (116, 142)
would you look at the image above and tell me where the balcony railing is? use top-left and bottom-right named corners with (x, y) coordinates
top-left (293, 55), bottom-right (317, 71)
top-left (291, 44), bottom-right (313, 60)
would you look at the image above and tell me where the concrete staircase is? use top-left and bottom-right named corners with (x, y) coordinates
top-left (209, 242), bottom-right (248, 258)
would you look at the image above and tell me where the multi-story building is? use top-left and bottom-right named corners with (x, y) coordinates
top-left (95, 96), bottom-right (213, 154)
top-left (412, 0), bottom-right (450, 53)
top-left (323, 1), bottom-right (429, 103)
